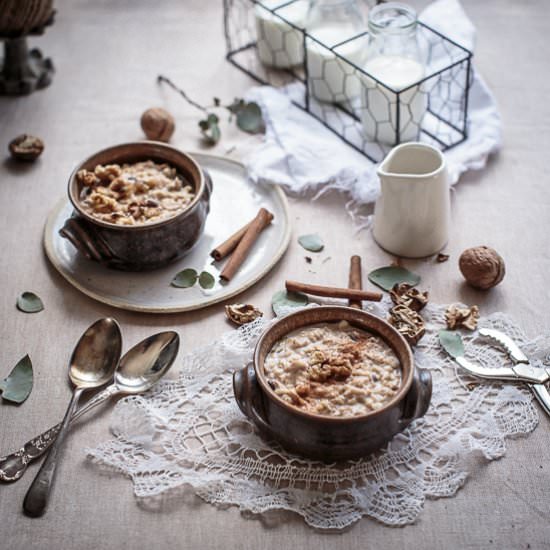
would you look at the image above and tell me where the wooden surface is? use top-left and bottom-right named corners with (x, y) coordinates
top-left (1, 1), bottom-right (549, 548)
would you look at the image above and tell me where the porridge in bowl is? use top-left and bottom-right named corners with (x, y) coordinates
top-left (263, 321), bottom-right (402, 417)
top-left (76, 160), bottom-right (195, 225)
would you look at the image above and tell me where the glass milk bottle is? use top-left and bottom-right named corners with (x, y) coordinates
top-left (361, 2), bottom-right (427, 144)
top-left (305, 0), bottom-right (367, 104)
top-left (255, 0), bottom-right (309, 68)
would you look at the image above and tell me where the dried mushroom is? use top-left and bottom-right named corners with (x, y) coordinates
top-left (9, 134), bottom-right (44, 161)
top-left (225, 303), bottom-right (263, 326)
top-left (459, 246), bottom-right (505, 289)
top-left (388, 305), bottom-right (426, 346)
top-left (390, 282), bottom-right (429, 312)
top-left (445, 304), bottom-right (480, 331)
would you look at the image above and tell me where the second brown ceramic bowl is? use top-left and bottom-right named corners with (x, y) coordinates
top-left (233, 306), bottom-right (432, 461)
top-left (59, 142), bottom-right (212, 271)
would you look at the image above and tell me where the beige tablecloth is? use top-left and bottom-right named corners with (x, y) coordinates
top-left (1, 1), bottom-right (549, 548)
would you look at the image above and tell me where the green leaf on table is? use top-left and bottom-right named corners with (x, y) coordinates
top-left (199, 113), bottom-right (221, 145)
top-left (16, 291), bottom-right (44, 313)
top-left (226, 98), bottom-right (246, 115)
top-left (171, 268), bottom-right (198, 288)
top-left (236, 102), bottom-right (263, 134)
top-left (0, 355), bottom-right (33, 404)
top-left (368, 266), bottom-right (421, 291)
top-left (198, 271), bottom-right (215, 290)
top-left (271, 290), bottom-right (309, 317)
top-left (439, 330), bottom-right (465, 359)
top-left (298, 234), bottom-right (324, 253)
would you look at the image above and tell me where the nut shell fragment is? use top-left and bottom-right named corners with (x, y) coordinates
top-left (445, 304), bottom-right (479, 331)
top-left (390, 282), bottom-right (429, 312)
top-left (9, 134), bottom-right (44, 161)
top-left (459, 246), bottom-right (505, 289)
top-left (388, 305), bottom-right (425, 346)
top-left (225, 303), bottom-right (263, 326)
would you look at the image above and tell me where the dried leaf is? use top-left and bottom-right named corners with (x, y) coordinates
top-left (16, 292), bottom-right (44, 313)
top-left (271, 290), bottom-right (308, 317)
top-left (0, 355), bottom-right (33, 404)
top-left (436, 253), bottom-right (450, 263)
top-left (298, 234), bottom-right (324, 253)
top-left (236, 102), bottom-right (263, 134)
top-left (439, 330), bottom-right (465, 359)
top-left (198, 271), bottom-right (215, 290)
top-left (368, 266), bottom-right (421, 291)
top-left (199, 113), bottom-right (221, 145)
top-left (171, 268), bottom-right (198, 288)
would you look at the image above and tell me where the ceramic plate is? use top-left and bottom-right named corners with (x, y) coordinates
top-left (43, 153), bottom-right (291, 313)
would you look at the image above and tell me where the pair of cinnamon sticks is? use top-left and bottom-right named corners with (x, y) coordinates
top-left (285, 255), bottom-right (382, 306)
top-left (211, 207), bottom-right (273, 282)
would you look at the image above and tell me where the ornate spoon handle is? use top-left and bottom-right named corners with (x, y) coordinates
top-left (0, 385), bottom-right (118, 483)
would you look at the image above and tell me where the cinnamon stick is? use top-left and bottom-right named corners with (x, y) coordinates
top-left (286, 280), bottom-right (382, 302)
top-left (348, 255), bottom-right (362, 309)
top-left (220, 208), bottom-right (273, 282)
top-left (211, 208), bottom-right (274, 261)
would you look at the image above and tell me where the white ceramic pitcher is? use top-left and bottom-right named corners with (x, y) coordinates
top-left (372, 142), bottom-right (450, 258)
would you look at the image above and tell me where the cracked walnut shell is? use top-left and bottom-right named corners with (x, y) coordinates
top-left (388, 305), bottom-right (426, 346)
top-left (9, 134), bottom-right (44, 161)
top-left (390, 283), bottom-right (429, 312)
top-left (225, 304), bottom-right (263, 326)
top-left (459, 246), bottom-right (505, 289)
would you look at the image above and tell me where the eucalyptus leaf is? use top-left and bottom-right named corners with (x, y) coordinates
top-left (198, 113), bottom-right (221, 145)
top-left (171, 268), bottom-right (198, 288)
top-left (368, 266), bottom-right (421, 291)
top-left (198, 271), bottom-right (215, 290)
top-left (0, 355), bottom-right (33, 404)
top-left (226, 98), bottom-right (246, 115)
top-left (439, 330), bottom-right (465, 359)
top-left (16, 291), bottom-right (44, 313)
top-left (236, 102), bottom-right (263, 134)
top-left (298, 233), bottom-right (324, 253)
top-left (271, 290), bottom-right (309, 317)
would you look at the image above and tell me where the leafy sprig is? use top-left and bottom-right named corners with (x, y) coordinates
top-left (158, 75), bottom-right (264, 145)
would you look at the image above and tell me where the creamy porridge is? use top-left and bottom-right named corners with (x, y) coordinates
top-left (77, 160), bottom-right (195, 225)
top-left (263, 321), bottom-right (402, 417)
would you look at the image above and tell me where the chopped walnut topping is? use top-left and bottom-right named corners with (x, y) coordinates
top-left (225, 304), bottom-right (263, 326)
top-left (390, 282), bottom-right (429, 312)
top-left (445, 304), bottom-right (479, 331)
top-left (388, 304), bottom-right (426, 346)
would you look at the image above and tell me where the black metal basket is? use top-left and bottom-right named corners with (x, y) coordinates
top-left (224, 0), bottom-right (473, 162)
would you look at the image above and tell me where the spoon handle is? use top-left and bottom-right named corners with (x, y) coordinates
top-left (0, 385), bottom-right (119, 483)
top-left (23, 387), bottom-right (84, 517)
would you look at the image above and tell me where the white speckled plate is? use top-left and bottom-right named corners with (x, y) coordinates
top-left (43, 153), bottom-right (291, 313)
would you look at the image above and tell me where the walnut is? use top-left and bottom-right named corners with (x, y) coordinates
top-left (9, 134), bottom-right (44, 161)
top-left (76, 169), bottom-right (100, 187)
top-left (388, 305), bottom-right (425, 346)
top-left (390, 282), bottom-right (429, 312)
top-left (459, 246), bottom-right (505, 289)
top-left (445, 304), bottom-right (479, 331)
top-left (140, 107), bottom-right (175, 142)
top-left (224, 303), bottom-right (263, 326)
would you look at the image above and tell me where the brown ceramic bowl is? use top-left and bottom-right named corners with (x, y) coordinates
top-left (59, 142), bottom-right (212, 271)
top-left (233, 306), bottom-right (432, 461)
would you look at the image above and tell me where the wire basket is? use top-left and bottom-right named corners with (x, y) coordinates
top-left (223, 0), bottom-right (473, 162)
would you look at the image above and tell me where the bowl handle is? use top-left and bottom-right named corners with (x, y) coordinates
top-left (399, 367), bottom-right (432, 428)
top-left (59, 216), bottom-right (115, 263)
top-left (233, 364), bottom-right (278, 440)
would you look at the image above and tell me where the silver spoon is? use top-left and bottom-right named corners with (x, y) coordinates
top-left (0, 330), bottom-right (179, 484)
top-left (23, 318), bottom-right (122, 517)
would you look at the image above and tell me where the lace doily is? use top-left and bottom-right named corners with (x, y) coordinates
top-left (87, 301), bottom-right (546, 529)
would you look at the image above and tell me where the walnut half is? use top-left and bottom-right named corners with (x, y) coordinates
top-left (445, 304), bottom-right (479, 331)
top-left (388, 304), bottom-right (426, 346)
top-left (390, 282), bottom-right (429, 312)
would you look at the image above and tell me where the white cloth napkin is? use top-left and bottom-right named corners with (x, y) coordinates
top-left (244, 0), bottom-right (502, 207)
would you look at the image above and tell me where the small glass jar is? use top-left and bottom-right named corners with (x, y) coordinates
top-left (305, 0), bottom-right (367, 104)
top-left (361, 2), bottom-right (427, 144)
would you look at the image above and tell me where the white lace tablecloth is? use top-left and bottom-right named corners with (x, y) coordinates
top-left (87, 301), bottom-right (546, 529)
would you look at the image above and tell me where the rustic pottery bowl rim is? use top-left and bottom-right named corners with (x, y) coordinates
top-left (67, 141), bottom-right (206, 231)
top-left (252, 305), bottom-right (414, 424)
